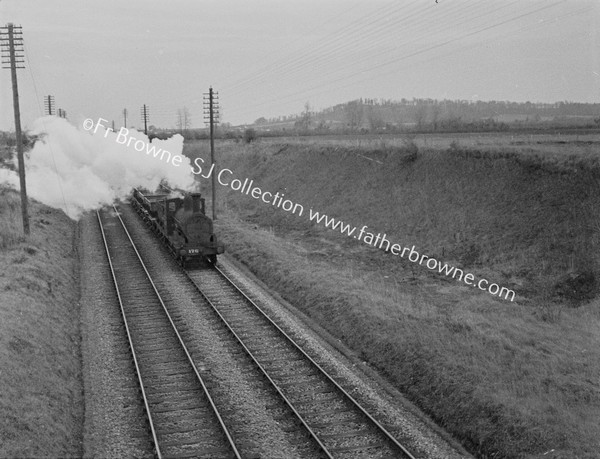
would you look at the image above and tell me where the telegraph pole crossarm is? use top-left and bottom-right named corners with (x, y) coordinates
top-left (44, 95), bottom-right (55, 116)
top-left (203, 86), bottom-right (220, 221)
top-left (140, 104), bottom-right (149, 135)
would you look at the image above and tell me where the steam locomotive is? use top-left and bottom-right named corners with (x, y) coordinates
top-left (131, 186), bottom-right (224, 267)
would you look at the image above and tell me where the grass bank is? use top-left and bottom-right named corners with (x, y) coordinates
top-left (185, 137), bottom-right (600, 458)
top-left (0, 187), bottom-right (82, 457)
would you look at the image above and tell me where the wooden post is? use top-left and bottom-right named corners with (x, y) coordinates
top-left (2, 23), bottom-right (29, 234)
top-left (209, 87), bottom-right (216, 221)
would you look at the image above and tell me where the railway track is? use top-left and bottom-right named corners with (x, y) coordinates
top-left (185, 266), bottom-right (418, 459)
top-left (106, 201), bottom-right (419, 458)
top-left (97, 207), bottom-right (242, 459)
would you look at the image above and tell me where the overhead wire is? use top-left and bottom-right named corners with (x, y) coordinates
top-left (223, 0), bottom-right (426, 97)
top-left (222, 0), bottom-right (404, 93)
top-left (227, 0), bottom-right (569, 121)
top-left (222, 0), bottom-right (509, 105)
top-left (225, 0), bottom-right (508, 101)
top-left (22, 40), bottom-right (70, 218)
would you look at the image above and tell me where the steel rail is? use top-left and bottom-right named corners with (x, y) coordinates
top-left (96, 210), bottom-right (162, 458)
top-left (120, 200), bottom-right (416, 457)
top-left (181, 264), bottom-right (335, 458)
top-left (101, 206), bottom-right (243, 459)
top-left (212, 264), bottom-right (418, 459)
top-left (111, 205), bottom-right (243, 459)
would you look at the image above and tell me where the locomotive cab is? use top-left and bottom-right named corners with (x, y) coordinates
top-left (173, 193), bottom-right (224, 264)
top-left (131, 187), bottom-right (224, 266)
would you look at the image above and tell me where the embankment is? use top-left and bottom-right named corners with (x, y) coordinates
top-left (0, 188), bottom-right (82, 458)
top-left (185, 138), bottom-right (600, 458)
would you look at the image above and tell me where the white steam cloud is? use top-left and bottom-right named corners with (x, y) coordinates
top-left (0, 116), bottom-right (196, 219)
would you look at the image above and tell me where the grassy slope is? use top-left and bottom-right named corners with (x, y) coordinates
top-left (185, 137), bottom-right (600, 458)
top-left (0, 188), bottom-right (82, 458)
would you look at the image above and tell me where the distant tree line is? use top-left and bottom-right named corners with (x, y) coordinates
top-left (246, 98), bottom-right (600, 136)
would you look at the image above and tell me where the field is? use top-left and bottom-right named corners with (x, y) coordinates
top-left (184, 130), bottom-right (600, 458)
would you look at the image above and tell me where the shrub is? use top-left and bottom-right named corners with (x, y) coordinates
top-left (243, 128), bottom-right (257, 143)
top-left (399, 136), bottom-right (418, 162)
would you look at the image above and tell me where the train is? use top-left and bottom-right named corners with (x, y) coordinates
top-left (130, 186), bottom-right (224, 267)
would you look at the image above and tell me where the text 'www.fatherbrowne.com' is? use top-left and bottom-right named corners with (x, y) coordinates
top-left (307, 209), bottom-right (516, 302)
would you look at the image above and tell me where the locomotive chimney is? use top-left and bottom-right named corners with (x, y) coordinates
top-left (191, 193), bottom-right (201, 213)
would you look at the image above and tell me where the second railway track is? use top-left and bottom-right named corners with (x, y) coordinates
top-left (186, 258), bottom-right (417, 459)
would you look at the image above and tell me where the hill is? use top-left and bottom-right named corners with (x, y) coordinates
top-left (249, 98), bottom-right (600, 134)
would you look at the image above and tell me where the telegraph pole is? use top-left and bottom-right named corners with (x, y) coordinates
top-left (1, 23), bottom-right (29, 235)
top-left (140, 104), bottom-right (149, 135)
top-left (123, 108), bottom-right (128, 128)
top-left (203, 87), bottom-right (219, 220)
top-left (44, 95), bottom-right (55, 115)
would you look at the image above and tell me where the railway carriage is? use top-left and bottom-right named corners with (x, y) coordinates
top-left (131, 187), bottom-right (224, 266)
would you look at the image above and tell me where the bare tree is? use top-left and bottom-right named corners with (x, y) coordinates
top-left (414, 104), bottom-right (427, 130)
top-left (176, 106), bottom-right (191, 134)
top-left (366, 105), bottom-right (384, 132)
top-left (294, 101), bottom-right (312, 132)
top-left (346, 100), bottom-right (363, 131)
top-left (429, 104), bottom-right (440, 131)
top-left (301, 101), bottom-right (311, 130)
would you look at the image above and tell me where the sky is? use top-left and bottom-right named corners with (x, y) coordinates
top-left (0, 0), bottom-right (598, 131)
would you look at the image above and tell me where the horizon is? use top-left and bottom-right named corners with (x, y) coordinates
top-left (1, 96), bottom-right (598, 133)
top-left (1, 0), bottom-right (598, 131)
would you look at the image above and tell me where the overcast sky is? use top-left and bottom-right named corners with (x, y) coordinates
top-left (0, 0), bottom-right (598, 131)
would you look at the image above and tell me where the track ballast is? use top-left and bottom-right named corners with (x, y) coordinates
top-left (97, 207), bottom-right (241, 459)
top-left (104, 202), bottom-right (420, 458)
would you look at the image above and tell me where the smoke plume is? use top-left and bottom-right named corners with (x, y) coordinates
top-left (0, 116), bottom-right (195, 219)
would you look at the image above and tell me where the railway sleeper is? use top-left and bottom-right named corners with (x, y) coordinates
top-left (134, 342), bottom-right (187, 352)
top-left (318, 427), bottom-right (376, 440)
top-left (328, 442), bottom-right (387, 454)
top-left (150, 400), bottom-right (208, 414)
top-left (135, 348), bottom-right (188, 358)
top-left (275, 378), bottom-right (327, 390)
top-left (156, 423), bottom-right (219, 437)
top-left (129, 328), bottom-right (177, 338)
top-left (160, 446), bottom-right (237, 459)
top-left (250, 354), bottom-right (305, 365)
top-left (266, 367), bottom-right (321, 379)
top-left (125, 312), bottom-right (172, 322)
top-left (290, 394), bottom-right (343, 408)
top-left (144, 385), bottom-right (201, 397)
top-left (270, 365), bottom-right (321, 377)
top-left (125, 309), bottom-right (169, 318)
top-left (303, 406), bottom-right (361, 420)
top-left (151, 409), bottom-right (213, 424)
top-left (142, 375), bottom-right (199, 387)
top-left (143, 366), bottom-right (197, 378)
top-left (127, 310), bottom-right (169, 318)
top-left (144, 386), bottom-right (202, 398)
top-left (159, 436), bottom-right (220, 449)
top-left (151, 392), bottom-right (207, 405)
top-left (134, 346), bottom-right (186, 357)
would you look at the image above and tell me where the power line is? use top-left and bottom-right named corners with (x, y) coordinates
top-left (222, 0), bottom-right (403, 93)
top-left (22, 41), bottom-right (70, 219)
top-left (227, 0), bottom-right (568, 121)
